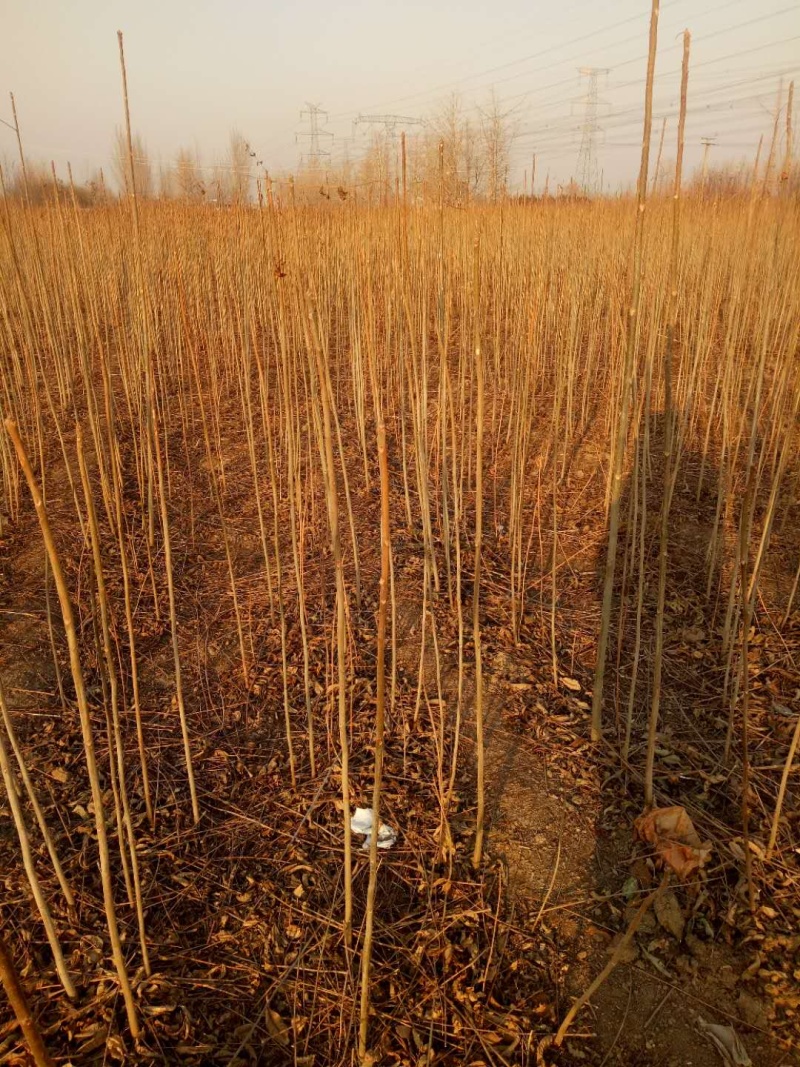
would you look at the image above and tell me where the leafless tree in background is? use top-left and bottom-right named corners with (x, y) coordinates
top-left (229, 129), bottom-right (251, 203)
top-left (112, 128), bottom-right (152, 198)
top-left (479, 90), bottom-right (517, 202)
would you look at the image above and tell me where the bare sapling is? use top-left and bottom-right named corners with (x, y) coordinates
top-left (239, 287), bottom-right (276, 622)
top-left (357, 411), bottom-right (391, 1063)
top-left (275, 283), bottom-right (317, 776)
top-left (0, 679), bottom-right (74, 907)
top-left (761, 82), bottom-right (784, 198)
top-left (550, 369), bottom-right (562, 687)
top-left (149, 381), bottom-right (200, 824)
top-left (644, 29), bottom-right (690, 807)
top-left (623, 403), bottom-right (647, 761)
top-left (84, 560), bottom-right (134, 909)
top-left (116, 31), bottom-right (156, 549)
top-left (260, 341), bottom-right (298, 788)
top-left (444, 356), bottom-right (466, 830)
top-left (8, 93), bottom-right (30, 205)
top-left (0, 683), bottom-right (76, 998)
top-left (651, 115), bottom-right (667, 196)
top-left (737, 473), bottom-right (757, 913)
top-left (0, 934), bottom-right (56, 1067)
top-left (304, 299), bottom-right (353, 946)
top-left (328, 371), bottom-right (363, 614)
top-left (108, 427), bottom-right (153, 826)
top-left (76, 424), bottom-right (151, 974)
top-left (472, 235), bottom-right (486, 869)
top-left (592, 0), bottom-right (661, 741)
top-left (768, 705), bottom-right (800, 858)
top-left (781, 81), bottom-right (794, 193)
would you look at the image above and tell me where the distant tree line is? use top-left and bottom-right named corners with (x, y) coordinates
top-left (2, 100), bottom-right (797, 207)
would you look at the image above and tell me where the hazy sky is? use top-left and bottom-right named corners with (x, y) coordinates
top-left (1, 0), bottom-right (798, 192)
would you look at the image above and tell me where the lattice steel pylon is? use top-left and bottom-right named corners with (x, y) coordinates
top-left (574, 67), bottom-right (610, 195)
top-left (297, 103), bottom-right (333, 171)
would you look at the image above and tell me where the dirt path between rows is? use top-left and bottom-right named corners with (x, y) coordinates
top-left (393, 558), bottom-right (785, 1067)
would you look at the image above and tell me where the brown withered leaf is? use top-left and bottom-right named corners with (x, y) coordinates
top-left (76, 1024), bottom-right (109, 1055)
top-left (654, 887), bottom-right (685, 940)
top-left (634, 806), bottom-right (712, 880)
top-left (265, 1007), bottom-right (290, 1046)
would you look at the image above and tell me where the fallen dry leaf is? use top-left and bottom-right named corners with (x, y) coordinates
top-left (634, 806), bottom-right (712, 880)
top-left (76, 1023), bottom-right (108, 1055)
top-left (265, 1007), bottom-right (290, 1047)
top-left (697, 1017), bottom-right (752, 1065)
top-left (654, 887), bottom-right (685, 940)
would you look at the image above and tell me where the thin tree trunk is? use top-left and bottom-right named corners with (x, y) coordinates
top-left (305, 301), bottom-right (353, 946)
top-left (592, 0), bottom-right (661, 740)
top-left (472, 236), bottom-right (486, 869)
top-left (358, 413), bottom-right (390, 1063)
top-left (149, 386), bottom-right (200, 824)
top-left (0, 685), bottom-right (76, 999)
top-left (0, 681), bottom-right (74, 907)
top-left (76, 425), bottom-right (151, 974)
top-left (644, 30), bottom-right (690, 806)
top-left (0, 934), bottom-right (55, 1067)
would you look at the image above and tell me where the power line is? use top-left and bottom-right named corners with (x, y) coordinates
top-left (510, 78), bottom-right (796, 153)
top-left (358, 7), bottom-right (798, 137)
top-left (509, 59), bottom-right (799, 142)
top-left (329, 3), bottom-right (659, 120)
top-left (353, 114), bottom-right (425, 141)
top-left (337, 0), bottom-right (759, 127)
top-left (503, 54), bottom-right (797, 161)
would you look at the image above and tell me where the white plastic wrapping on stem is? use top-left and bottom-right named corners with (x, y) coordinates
top-left (350, 807), bottom-right (397, 850)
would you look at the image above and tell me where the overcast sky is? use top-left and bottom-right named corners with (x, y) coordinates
top-left (1, 0), bottom-right (798, 193)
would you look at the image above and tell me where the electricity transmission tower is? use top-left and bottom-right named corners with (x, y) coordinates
top-left (297, 103), bottom-right (333, 170)
top-left (574, 67), bottom-right (611, 195)
top-left (700, 135), bottom-right (717, 196)
top-left (354, 114), bottom-right (425, 142)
